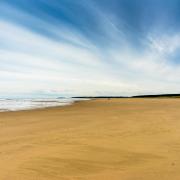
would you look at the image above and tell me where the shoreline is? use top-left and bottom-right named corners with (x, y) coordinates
top-left (0, 98), bottom-right (91, 115)
top-left (0, 98), bottom-right (89, 113)
top-left (0, 96), bottom-right (179, 113)
top-left (0, 97), bottom-right (176, 114)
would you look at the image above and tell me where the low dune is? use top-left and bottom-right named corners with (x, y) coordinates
top-left (0, 98), bottom-right (180, 179)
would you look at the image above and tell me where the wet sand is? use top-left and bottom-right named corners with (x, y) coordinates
top-left (0, 98), bottom-right (180, 179)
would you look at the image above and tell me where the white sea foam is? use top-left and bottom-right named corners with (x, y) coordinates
top-left (0, 98), bottom-right (82, 112)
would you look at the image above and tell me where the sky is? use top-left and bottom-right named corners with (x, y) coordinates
top-left (1, 0), bottom-right (180, 97)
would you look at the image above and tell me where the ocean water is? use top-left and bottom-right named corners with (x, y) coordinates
top-left (0, 98), bottom-right (83, 112)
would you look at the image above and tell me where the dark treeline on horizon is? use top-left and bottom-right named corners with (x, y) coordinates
top-left (71, 94), bottom-right (180, 99)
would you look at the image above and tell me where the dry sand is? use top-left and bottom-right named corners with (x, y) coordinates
top-left (0, 98), bottom-right (180, 179)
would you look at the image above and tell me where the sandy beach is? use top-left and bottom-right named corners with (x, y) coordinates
top-left (0, 98), bottom-right (180, 179)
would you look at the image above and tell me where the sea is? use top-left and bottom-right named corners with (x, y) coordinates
top-left (0, 98), bottom-right (87, 112)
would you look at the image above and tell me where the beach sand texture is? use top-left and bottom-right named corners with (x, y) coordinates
top-left (0, 98), bottom-right (180, 179)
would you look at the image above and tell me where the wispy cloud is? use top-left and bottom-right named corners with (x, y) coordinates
top-left (1, 0), bottom-right (180, 97)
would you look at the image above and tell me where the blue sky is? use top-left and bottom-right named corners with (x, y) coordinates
top-left (1, 0), bottom-right (180, 97)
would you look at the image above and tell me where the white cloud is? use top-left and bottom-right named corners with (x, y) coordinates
top-left (1, 3), bottom-right (180, 97)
